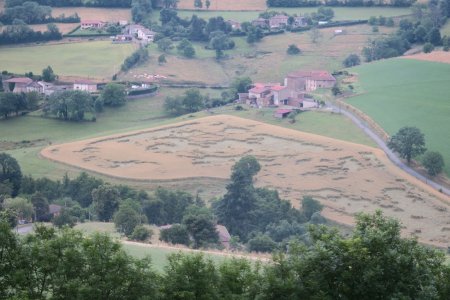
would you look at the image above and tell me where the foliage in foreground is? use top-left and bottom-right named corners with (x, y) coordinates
top-left (1, 211), bottom-right (449, 299)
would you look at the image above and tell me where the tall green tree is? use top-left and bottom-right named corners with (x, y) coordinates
top-left (182, 205), bottom-right (219, 248)
top-left (388, 126), bottom-right (426, 163)
top-left (41, 65), bottom-right (56, 82)
top-left (92, 184), bottom-right (120, 221)
top-left (31, 192), bottom-right (50, 221)
top-left (0, 152), bottom-right (22, 196)
top-left (114, 203), bottom-right (141, 236)
top-left (101, 83), bottom-right (126, 107)
top-left (214, 156), bottom-right (260, 240)
top-left (3, 197), bottom-right (33, 221)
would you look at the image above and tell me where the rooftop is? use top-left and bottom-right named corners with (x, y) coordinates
top-left (4, 77), bottom-right (33, 84)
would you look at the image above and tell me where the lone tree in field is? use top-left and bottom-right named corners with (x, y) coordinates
top-left (388, 126), bottom-right (426, 164)
top-left (422, 151), bottom-right (445, 176)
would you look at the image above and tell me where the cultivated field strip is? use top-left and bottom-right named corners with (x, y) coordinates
top-left (41, 115), bottom-right (450, 247)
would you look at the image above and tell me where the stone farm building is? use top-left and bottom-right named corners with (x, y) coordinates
top-left (126, 24), bottom-right (156, 42)
top-left (81, 20), bottom-right (106, 30)
top-left (241, 70), bottom-right (336, 108)
top-left (269, 14), bottom-right (289, 29)
top-left (73, 80), bottom-right (97, 92)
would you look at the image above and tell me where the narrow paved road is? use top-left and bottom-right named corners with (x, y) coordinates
top-left (326, 101), bottom-right (450, 197)
top-left (16, 224), bottom-right (33, 235)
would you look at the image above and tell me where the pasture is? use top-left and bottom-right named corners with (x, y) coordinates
top-left (0, 41), bottom-right (135, 80)
top-left (51, 7), bottom-right (131, 22)
top-left (177, 0), bottom-right (266, 10)
top-left (345, 58), bottom-right (450, 176)
top-left (174, 7), bottom-right (412, 22)
top-left (124, 24), bottom-right (395, 85)
top-left (41, 115), bottom-right (450, 248)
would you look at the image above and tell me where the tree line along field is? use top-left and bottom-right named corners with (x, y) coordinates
top-left (345, 58), bottom-right (450, 177)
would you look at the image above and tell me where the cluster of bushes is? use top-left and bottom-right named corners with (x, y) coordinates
top-left (368, 15), bottom-right (395, 26)
top-left (0, 22), bottom-right (62, 45)
top-left (363, 2), bottom-right (448, 61)
top-left (132, 0), bottom-right (154, 23)
top-left (267, 0), bottom-right (416, 7)
top-left (1, 209), bottom-right (450, 299)
top-left (0, 91), bottom-right (41, 119)
top-left (121, 48), bottom-right (149, 72)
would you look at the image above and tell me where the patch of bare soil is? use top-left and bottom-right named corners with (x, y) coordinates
top-left (403, 51), bottom-right (450, 64)
top-left (41, 115), bottom-right (450, 248)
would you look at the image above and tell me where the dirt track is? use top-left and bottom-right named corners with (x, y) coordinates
top-left (41, 115), bottom-right (450, 248)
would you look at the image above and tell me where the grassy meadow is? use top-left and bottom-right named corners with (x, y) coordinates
top-left (0, 41), bottom-right (135, 80)
top-left (123, 24), bottom-right (395, 85)
top-left (174, 7), bottom-right (412, 22)
top-left (345, 58), bottom-right (450, 176)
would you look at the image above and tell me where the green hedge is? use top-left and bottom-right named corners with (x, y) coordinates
top-left (127, 86), bottom-right (158, 96)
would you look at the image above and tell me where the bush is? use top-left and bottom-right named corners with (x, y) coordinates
top-left (422, 151), bottom-right (445, 176)
top-left (247, 233), bottom-right (277, 253)
top-left (343, 54), bottom-right (361, 67)
top-left (287, 44), bottom-right (301, 55)
top-left (131, 225), bottom-right (153, 241)
top-left (423, 42), bottom-right (434, 53)
top-left (160, 224), bottom-right (190, 245)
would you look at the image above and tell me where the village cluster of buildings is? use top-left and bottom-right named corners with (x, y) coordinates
top-left (238, 70), bottom-right (336, 113)
top-left (79, 20), bottom-right (156, 44)
top-left (2, 77), bottom-right (99, 96)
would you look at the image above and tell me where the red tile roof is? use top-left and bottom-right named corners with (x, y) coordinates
top-left (271, 85), bottom-right (286, 91)
top-left (4, 77), bottom-right (33, 84)
top-left (249, 86), bottom-right (268, 94)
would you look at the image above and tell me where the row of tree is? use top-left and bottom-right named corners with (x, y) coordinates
top-left (0, 92), bottom-right (40, 119)
top-left (0, 1), bottom-right (79, 24)
top-left (1, 209), bottom-right (449, 299)
top-left (363, 1), bottom-right (448, 61)
top-left (0, 21), bottom-right (62, 45)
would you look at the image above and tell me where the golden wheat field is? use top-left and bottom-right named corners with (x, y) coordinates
top-left (41, 115), bottom-right (450, 247)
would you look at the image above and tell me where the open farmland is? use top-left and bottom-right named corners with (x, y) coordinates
top-left (0, 41), bottom-right (135, 80)
top-left (41, 115), bottom-right (450, 248)
top-left (175, 7), bottom-right (412, 22)
top-left (403, 50), bottom-right (450, 65)
top-left (345, 58), bottom-right (450, 176)
top-left (177, 0), bottom-right (266, 10)
top-left (51, 7), bottom-right (131, 22)
top-left (123, 24), bottom-right (395, 84)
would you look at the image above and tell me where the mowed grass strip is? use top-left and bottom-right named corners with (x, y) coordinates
top-left (0, 41), bottom-right (135, 79)
top-left (346, 58), bottom-right (450, 176)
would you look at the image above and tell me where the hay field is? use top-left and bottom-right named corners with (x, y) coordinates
top-left (0, 41), bottom-right (135, 79)
top-left (42, 115), bottom-right (450, 247)
top-left (28, 23), bottom-right (78, 34)
top-left (176, 0), bottom-right (267, 10)
top-left (51, 7), bottom-right (131, 22)
top-left (403, 51), bottom-right (450, 64)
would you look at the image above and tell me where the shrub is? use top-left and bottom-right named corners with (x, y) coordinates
top-left (287, 44), bottom-right (301, 55)
top-left (343, 54), bottom-right (361, 67)
top-left (131, 225), bottom-right (153, 241)
top-left (422, 151), bottom-right (445, 176)
top-left (423, 42), bottom-right (434, 53)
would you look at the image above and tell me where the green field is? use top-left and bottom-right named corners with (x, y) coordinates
top-left (0, 41), bottom-right (135, 79)
top-left (346, 58), bottom-right (450, 176)
top-left (174, 7), bottom-right (411, 22)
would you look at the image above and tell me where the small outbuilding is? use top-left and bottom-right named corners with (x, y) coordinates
top-left (274, 108), bottom-right (293, 118)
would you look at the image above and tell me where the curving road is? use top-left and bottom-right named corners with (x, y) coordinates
top-left (326, 101), bottom-right (450, 197)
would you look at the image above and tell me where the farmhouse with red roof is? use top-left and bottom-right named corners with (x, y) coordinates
top-left (241, 70), bottom-right (335, 108)
top-left (81, 20), bottom-right (106, 30)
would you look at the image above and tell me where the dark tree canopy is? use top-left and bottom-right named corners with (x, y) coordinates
top-left (0, 152), bottom-right (22, 196)
top-left (388, 126), bottom-right (427, 163)
top-left (422, 151), bottom-right (445, 176)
